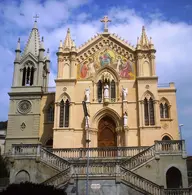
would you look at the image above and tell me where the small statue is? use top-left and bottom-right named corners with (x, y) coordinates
top-left (85, 88), bottom-right (90, 102)
top-left (122, 88), bottom-right (128, 101)
top-left (104, 83), bottom-right (109, 99)
top-left (123, 112), bottom-right (128, 127)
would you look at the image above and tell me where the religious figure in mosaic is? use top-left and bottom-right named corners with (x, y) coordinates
top-left (80, 60), bottom-right (88, 78)
top-left (119, 59), bottom-right (133, 79)
top-left (99, 50), bottom-right (113, 66)
top-left (87, 58), bottom-right (95, 77)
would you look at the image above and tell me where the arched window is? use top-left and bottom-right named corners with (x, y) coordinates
top-left (22, 62), bottom-right (35, 86)
top-left (45, 138), bottom-right (53, 148)
top-left (97, 80), bottom-right (102, 103)
top-left (164, 103), bottom-right (169, 118)
top-left (144, 97), bottom-right (155, 126)
top-left (111, 80), bottom-right (116, 101)
top-left (144, 98), bottom-right (149, 126)
top-left (149, 97), bottom-right (155, 125)
top-left (160, 103), bottom-right (164, 118)
top-left (59, 99), bottom-right (70, 127)
top-left (160, 102), bottom-right (169, 119)
top-left (22, 67), bottom-right (26, 86)
top-left (47, 104), bottom-right (54, 122)
top-left (162, 135), bottom-right (171, 140)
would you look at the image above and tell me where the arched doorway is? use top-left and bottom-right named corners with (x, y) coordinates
top-left (15, 170), bottom-right (30, 184)
top-left (166, 167), bottom-right (182, 188)
top-left (98, 116), bottom-right (117, 147)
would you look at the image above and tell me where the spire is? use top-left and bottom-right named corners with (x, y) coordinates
top-left (139, 26), bottom-right (149, 48)
top-left (22, 20), bottom-right (41, 57)
top-left (16, 37), bottom-right (21, 51)
top-left (15, 37), bottom-right (21, 62)
top-left (40, 36), bottom-right (45, 50)
top-left (46, 48), bottom-right (50, 61)
top-left (63, 28), bottom-right (75, 50)
top-left (58, 40), bottom-right (63, 53)
top-left (149, 37), bottom-right (155, 50)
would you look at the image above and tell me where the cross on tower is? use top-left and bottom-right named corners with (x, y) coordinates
top-left (33, 14), bottom-right (39, 22)
top-left (100, 16), bottom-right (111, 32)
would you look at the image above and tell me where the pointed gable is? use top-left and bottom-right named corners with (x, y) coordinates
top-left (76, 32), bottom-right (136, 81)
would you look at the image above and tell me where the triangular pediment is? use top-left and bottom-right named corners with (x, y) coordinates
top-left (76, 32), bottom-right (136, 81)
top-left (20, 52), bottom-right (38, 65)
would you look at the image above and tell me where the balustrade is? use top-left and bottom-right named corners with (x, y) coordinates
top-left (155, 140), bottom-right (184, 155)
top-left (40, 148), bottom-right (70, 171)
top-left (121, 167), bottom-right (163, 195)
top-left (73, 163), bottom-right (117, 176)
top-left (50, 146), bottom-right (148, 159)
top-left (12, 144), bottom-right (41, 156)
top-left (122, 146), bottom-right (155, 170)
top-left (164, 188), bottom-right (192, 195)
top-left (43, 168), bottom-right (71, 187)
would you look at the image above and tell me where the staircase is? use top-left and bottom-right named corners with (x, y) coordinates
top-left (42, 167), bottom-right (71, 187)
top-left (121, 145), bottom-right (155, 171)
top-left (121, 167), bottom-right (163, 195)
top-left (40, 148), bottom-right (70, 171)
top-left (10, 141), bottom-right (191, 195)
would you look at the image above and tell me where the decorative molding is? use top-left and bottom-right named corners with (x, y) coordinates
top-left (20, 122), bottom-right (26, 130)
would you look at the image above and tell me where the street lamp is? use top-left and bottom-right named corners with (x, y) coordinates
top-left (179, 124), bottom-right (184, 140)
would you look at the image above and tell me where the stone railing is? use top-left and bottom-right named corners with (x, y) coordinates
top-left (164, 188), bottom-right (192, 195)
top-left (121, 167), bottom-right (164, 195)
top-left (12, 144), bottom-right (41, 156)
top-left (42, 167), bottom-right (71, 187)
top-left (122, 145), bottom-right (155, 170)
top-left (155, 140), bottom-right (185, 155)
top-left (73, 162), bottom-right (117, 176)
top-left (40, 148), bottom-right (70, 171)
top-left (50, 146), bottom-right (148, 160)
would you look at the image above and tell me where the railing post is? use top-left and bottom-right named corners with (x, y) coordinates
top-left (154, 141), bottom-right (160, 160)
top-left (160, 186), bottom-right (165, 195)
top-left (37, 144), bottom-right (41, 157)
top-left (182, 140), bottom-right (187, 159)
top-left (12, 145), bottom-right (15, 156)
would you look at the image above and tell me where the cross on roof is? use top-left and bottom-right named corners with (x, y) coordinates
top-left (33, 14), bottom-right (39, 22)
top-left (100, 16), bottom-right (111, 32)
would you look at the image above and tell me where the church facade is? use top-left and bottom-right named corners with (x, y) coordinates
top-left (4, 17), bottom-right (190, 194)
top-left (5, 18), bottom-right (179, 151)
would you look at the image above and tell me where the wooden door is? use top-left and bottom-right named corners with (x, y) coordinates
top-left (98, 116), bottom-right (117, 147)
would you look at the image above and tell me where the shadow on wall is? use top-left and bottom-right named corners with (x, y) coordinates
top-left (40, 93), bottom-right (55, 148)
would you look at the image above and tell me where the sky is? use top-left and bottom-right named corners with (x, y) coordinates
top-left (0, 0), bottom-right (192, 154)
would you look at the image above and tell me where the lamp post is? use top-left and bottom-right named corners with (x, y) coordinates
top-left (179, 124), bottom-right (184, 140)
top-left (82, 101), bottom-right (90, 195)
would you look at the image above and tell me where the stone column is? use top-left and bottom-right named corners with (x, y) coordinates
top-left (154, 100), bottom-right (160, 127)
top-left (54, 102), bottom-right (60, 128)
top-left (150, 53), bottom-right (156, 76)
top-left (139, 100), bottom-right (144, 127)
top-left (124, 128), bottom-right (129, 146)
top-left (70, 52), bottom-right (77, 79)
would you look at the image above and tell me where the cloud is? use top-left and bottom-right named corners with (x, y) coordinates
top-left (0, 1), bottom-right (192, 153)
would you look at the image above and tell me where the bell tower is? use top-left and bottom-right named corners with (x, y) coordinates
top-left (5, 19), bottom-right (50, 152)
top-left (135, 26), bottom-right (161, 146)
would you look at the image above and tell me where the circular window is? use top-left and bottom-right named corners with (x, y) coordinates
top-left (18, 100), bottom-right (32, 114)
